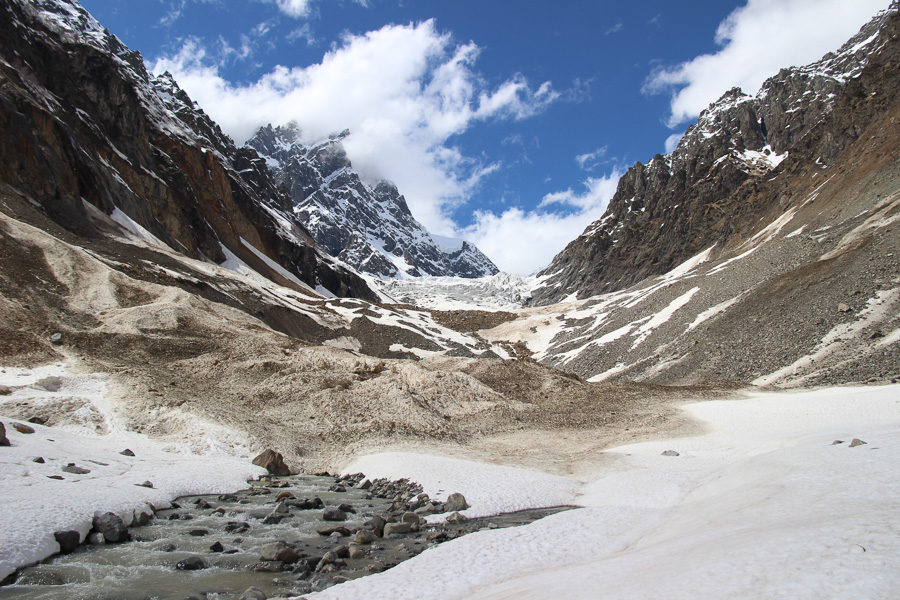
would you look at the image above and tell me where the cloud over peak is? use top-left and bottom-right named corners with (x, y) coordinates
top-left (152, 19), bottom-right (561, 234)
top-left (645, 0), bottom-right (890, 127)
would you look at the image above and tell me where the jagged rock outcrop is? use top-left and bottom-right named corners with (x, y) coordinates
top-left (246, 124), bottom-right (499, 279)
top-left (531, 4), bottom-right (898, 305)
top-left (0, 0), bottom-right (376, 301)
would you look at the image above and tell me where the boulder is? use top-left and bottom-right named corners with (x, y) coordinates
top-left (251, 449), bottom-right (291, 476)
top-left (54, 530), bottom-right (81, 554)
top-left (322, 507), bottom-right (347, 522)
top-left (354, 530), bottom-right (377, 544)
top-left (445, 512), bottom-right (468, 524)
top-left (0, 422), bottom-right (9, 446)
top-left (366, 515), bottom-right (386, 537)
top-left (225, 521), bottom-right (250, 533)
top-left (132, 508), bottom-right (152, 527)
top-left (239, 588), bottom-right (268, 600)
top-left (383, 522), bottom-right (411, 535)
top-left (0, 385), bottom-right (12, 395)
top-left (443, 493), bottom-right (468, 513)
top-left (401, 512), bottom-right (422, 530)
top-left (260, 541), bottom-right (300, 563)
top-left (92, 512), bottom-right (130, 543)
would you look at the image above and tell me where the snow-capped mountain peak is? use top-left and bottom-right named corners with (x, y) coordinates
top-left (246, 125), bottom-right (499, 279)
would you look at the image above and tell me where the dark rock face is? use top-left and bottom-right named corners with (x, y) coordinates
top-left (251, 449), bottom-right (291, 476)
top-left (246, 124), bottom-right (499, 279)
top-left (0, 422), bottom-right (9, 446)
top-left (92, 512), bottom-right (129, 543)
top-left (53, 530), bottom-right (81, 554)
top-left (0, 0), bottom-right (376, 302)
top-left (531, 5), bottom-right (898, 305)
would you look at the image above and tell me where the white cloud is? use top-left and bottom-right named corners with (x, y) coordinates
top-left (604, 21), bottom-right (623, 36)
top-left (664, 132), bottom-right (684, 154)
top-left (645, 0), bottom-right (891, 127)
top-left (575, 146), bottom-right (607, 171)
top-left (272, 0), bottom-right (314, 17)
top-left (287, 23), bottom-right (316, 45)
top-left (152, 20), bottom-right (560, 235)
top-left (462, 171), bottom-right (621, 274)
top-left (263, 0), bottom-right (368, 18)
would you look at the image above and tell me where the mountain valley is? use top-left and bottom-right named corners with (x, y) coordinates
top-left (1, 0), bottom-right (899, 597)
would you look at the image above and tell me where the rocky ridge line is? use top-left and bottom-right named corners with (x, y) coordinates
top-left (531, 3), bottom-right (898, 305)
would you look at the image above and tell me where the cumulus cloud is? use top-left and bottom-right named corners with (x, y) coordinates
top-left (645, 0), bottom-right (890, 127)
top-left (462, 171), bottom-right (621, 274)
top-left (152, 20), bottom-right (560, 234)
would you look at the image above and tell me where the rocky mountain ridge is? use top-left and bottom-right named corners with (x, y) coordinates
top-left (479, 3), bottom-right (900, 387)
top-left (531, 3), bottom-right (899, 305)
top-left (246, 123), bottom-right (499, 280)
top-left (0, 0), bottom-right (376, 302)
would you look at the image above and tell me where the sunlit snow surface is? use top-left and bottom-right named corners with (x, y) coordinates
top-left (317, 384), bottom-right (900, 600)
top-left (374, 272), bottom-right (538, 311)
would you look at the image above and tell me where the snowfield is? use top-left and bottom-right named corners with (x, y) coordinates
top-left (314, 384), bottom-right (900, 600)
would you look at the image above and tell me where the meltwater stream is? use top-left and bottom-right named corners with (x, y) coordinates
top-left (1, 474), bottom-right (572, 600)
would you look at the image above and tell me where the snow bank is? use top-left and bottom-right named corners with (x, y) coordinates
top-left (0, 365), bottom-right (264, 581)
top-left (313, 384), bottom-right (900, 600)
top-left (343, 452), bottom-right (580, 519)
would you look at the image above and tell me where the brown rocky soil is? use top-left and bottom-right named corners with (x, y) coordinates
top-left (0, 187), bottom-right (738, 474)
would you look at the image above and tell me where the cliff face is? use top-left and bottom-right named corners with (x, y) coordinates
top-left (0, 0), bottom-right (376, 301)
top-left (247, 124), bottom-right (499, 280)
top-left (531, 4), bottom-right (898, 305)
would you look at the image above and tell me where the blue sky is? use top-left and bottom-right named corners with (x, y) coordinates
top-left (80, 0), bottom-right (889, 274)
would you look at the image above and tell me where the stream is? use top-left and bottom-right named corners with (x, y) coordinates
top-left (1, 474), bottom-right (572, 600)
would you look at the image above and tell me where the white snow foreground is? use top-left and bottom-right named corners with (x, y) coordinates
top-left (316, 384), bottom-right (900, 600)
top-left (0, 365), bottom-right (265, 582)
